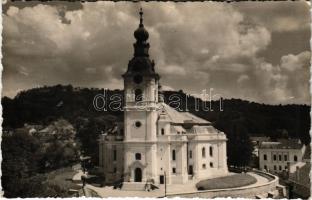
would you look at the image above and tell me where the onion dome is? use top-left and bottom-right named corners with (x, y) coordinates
top-left (134, 8), bottom-right (149, 42)
top-left (122, 8), bottom-right (160, 81)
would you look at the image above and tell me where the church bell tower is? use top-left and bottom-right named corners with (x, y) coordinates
top-left (122, 9), bottom-right (159, 183)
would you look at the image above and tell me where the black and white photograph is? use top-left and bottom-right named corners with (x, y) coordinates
top-left (1, 0), bottom-right (311, 198)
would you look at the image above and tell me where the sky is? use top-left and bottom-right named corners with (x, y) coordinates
top-left (2, 0), bottom-right (311, 105)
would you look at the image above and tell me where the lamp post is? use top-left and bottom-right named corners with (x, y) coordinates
top-left (164, 171), bottom-right (167, 197)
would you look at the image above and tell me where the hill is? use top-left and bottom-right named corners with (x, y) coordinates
top-left (2, 85), bottom-right (310, 144)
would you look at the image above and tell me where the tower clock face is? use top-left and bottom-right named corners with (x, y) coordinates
top-left (133, 75), bottom-right (143, 84)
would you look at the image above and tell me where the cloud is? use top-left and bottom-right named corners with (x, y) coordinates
top-left (243, 51), bottom-right (310, 104)
top-left (233, 1), bottom-right (310, 33)
top-left (2, 1), bottom-right (310, 105)
top-left (280, 51), bottom-right (310, 71)
top-left (160, 65), bottom-right (186, 76)
top-left (237, 74), bottom-right (249, 84)
top-left (161, 85), bottom-right (174, 91)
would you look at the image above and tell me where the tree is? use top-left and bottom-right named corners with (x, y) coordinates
top-left (75, 116), bottom-right (116, 165)
top-left (215, 112), bottom-right (253, 167)
top-left (39, 119), bottom-right (80, 170)
top-left (227, 123), bottom-right (253, 167)
top-left (2, 119), bottom-right (80, 197)
top-left (2, 131), bottom-right (42, 197)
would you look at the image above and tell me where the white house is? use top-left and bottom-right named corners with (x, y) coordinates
top-left (258, 138), bottom-right (306, 174)
top-left (99, 9), bottom-right (228, 189)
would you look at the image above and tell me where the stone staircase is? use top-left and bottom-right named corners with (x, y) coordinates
top-left (122, 182), bottom-right (147, 191)
top-left (122, 182), bottom-right (160, 191)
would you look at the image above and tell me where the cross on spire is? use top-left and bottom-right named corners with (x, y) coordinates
top-left (139, 8), bottom-right (143, 27)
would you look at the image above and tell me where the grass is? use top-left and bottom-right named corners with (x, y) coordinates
top-left (196, 173), bottom-right (257, 190)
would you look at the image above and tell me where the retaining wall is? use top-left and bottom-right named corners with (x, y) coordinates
top-left (166, 170), bottom-right (279, 198)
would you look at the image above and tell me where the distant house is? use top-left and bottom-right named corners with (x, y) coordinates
top-left (258, 139), bottom-right (306, 174)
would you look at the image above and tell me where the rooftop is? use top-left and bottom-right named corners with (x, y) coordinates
top-left (158, 103), bottom-right (210, 124)
top-left (259, 138), bottom-right (303, 150)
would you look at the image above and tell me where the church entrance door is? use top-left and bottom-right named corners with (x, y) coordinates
top-left (134, 168), bottom-right (142, 182)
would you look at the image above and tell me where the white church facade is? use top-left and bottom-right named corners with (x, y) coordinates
top-left (99, 9), bottom-right (228, 188)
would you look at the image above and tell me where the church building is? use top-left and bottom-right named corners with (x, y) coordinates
top-left (99, 9), bottom-right (228, 189)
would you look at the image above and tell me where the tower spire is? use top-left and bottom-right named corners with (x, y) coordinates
top-left (134, 8), bottom-right (149, 43)
top-left (139, 8), bottom-right (143, 27)
top-left (123, 8), bottom-right (159, 80)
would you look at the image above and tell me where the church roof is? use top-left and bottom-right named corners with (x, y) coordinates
top-left (158, 103), bottom-right (210, 124)
top-left (188, 125), bottom-right (221, 134)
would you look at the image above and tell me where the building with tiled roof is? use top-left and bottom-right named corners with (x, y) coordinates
top-left (259, 139), bottom-right (303, 150)
top-left (258, 138), bottom-right (306, 174)
top-left (98, 10), bottom-right (228, 189)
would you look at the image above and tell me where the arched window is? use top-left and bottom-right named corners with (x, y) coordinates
top-left (202, 164), bottom-right (206, 169)
top-left (135, 153), bottom-right (141, 160)
top-left (135, 89), bottom-right (143, 102)
top-left (172, 150), bottom-right (176, 161)
top-left (202, 147), bottom-right (206, 158)
top-left (273, 155), bottom-right (277, 161)
top-left (294, 155), bottom-right (298, 162)
top-left (263, 154), bottom-right (267, 160)
top-left (161, 128), bottom-right (165, 135)
top-left (209, 146), bottom-right (213, 157)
